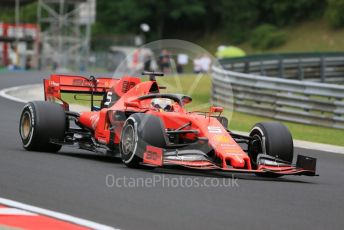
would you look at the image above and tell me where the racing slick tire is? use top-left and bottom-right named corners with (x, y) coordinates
top-left (249, 122), bottom-right (293, 168)
top-left (19, 101), bottom-right (66, 152)
top-left (120, 113), bottom-right (167, 168)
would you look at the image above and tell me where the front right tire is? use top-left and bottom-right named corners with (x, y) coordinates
top-left (249, 122), bottom-right (294, 165)
top-left (249, 122), bottom-right (294, 177)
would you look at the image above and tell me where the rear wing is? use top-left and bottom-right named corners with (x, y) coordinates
top-left (44, 74), bottom-right (118, 110)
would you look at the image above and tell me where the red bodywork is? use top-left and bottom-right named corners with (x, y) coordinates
top-left (44, 74), bottom-right (316, 176)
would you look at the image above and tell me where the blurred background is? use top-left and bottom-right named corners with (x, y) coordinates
top-left (1, 0), bottom-right (344, 146)
top-left (1, 0), bottom-right (344, 72)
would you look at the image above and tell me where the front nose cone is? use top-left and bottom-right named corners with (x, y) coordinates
top-left (223, 153), bottom-right (250, 169)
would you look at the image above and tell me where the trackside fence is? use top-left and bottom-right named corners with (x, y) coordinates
top-left (219, 52), bottom-right (344, 83)
top-left (212, 63), bottom-right (344, 129)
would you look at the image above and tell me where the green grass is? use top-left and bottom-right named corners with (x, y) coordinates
top-left (268, 20), bottom-right (344, 53)
top-left (197, 19), bottom-right (344, 55)
top-left (61, 74), bottom-right (344, 146)
top-left (190, 20), bottom-right (344, 145)
top-left (227, 111), bottom-right (344, 146)
top-left (61, 93), bottom-right (103, 107)
top-left (157, 74), bottom-right (344, 146)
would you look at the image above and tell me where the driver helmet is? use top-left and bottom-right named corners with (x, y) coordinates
top-left (151, 98), bottom-right (173, 112)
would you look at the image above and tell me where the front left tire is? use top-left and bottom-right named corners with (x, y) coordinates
top-left (120, 113), bottom-right (167, 168)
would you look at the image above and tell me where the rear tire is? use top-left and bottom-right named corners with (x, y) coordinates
top-left (249, 122), bottom-right (293, 177)
top-left (19, 101), bottom-right (66, 152)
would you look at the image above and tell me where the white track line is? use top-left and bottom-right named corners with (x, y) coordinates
top-left (294, 140), bottom-right (344, 155)
top-left (0, 197), bottom-right (118, 230)
top-left (0, 84), bottom-right (37, 103)
top-left (0, 208), bottom-right (37, 216)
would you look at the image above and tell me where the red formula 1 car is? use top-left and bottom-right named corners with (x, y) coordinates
top-left (19, 72), bottom-right (317, 177)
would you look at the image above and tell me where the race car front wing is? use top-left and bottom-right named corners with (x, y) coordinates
top-left (142, 145), bottom-right (318, 176)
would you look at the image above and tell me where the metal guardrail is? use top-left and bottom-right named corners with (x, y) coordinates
top-left (219, 52), bottom-right (344, 83)
top-left (212, 63), bottom-right (344, 129)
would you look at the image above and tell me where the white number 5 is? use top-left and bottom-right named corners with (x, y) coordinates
top-left (104, 92), bottom-right (113, 106)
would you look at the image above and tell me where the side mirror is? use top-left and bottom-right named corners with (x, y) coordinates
top-left (124, 101), bottom-right (139, 108)
top-left (210, 106), bottom-right (223, 113)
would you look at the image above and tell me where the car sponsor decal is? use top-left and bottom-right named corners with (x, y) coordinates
top-left (48, 80), bottom-right (59, 87)
top-left (143, 146), bottom-right (163, 166)
top-left (213, 135), bottom-right (230, 143)
top-left (208, 126), bottom-right (222, 133)
top-left (221, 143), bottom-right (236, 147)
top-left (72, 78), bottom-right (93, 87)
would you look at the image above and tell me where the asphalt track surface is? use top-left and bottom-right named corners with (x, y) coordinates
top-left (0, 71), bottom-right (343, 230)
